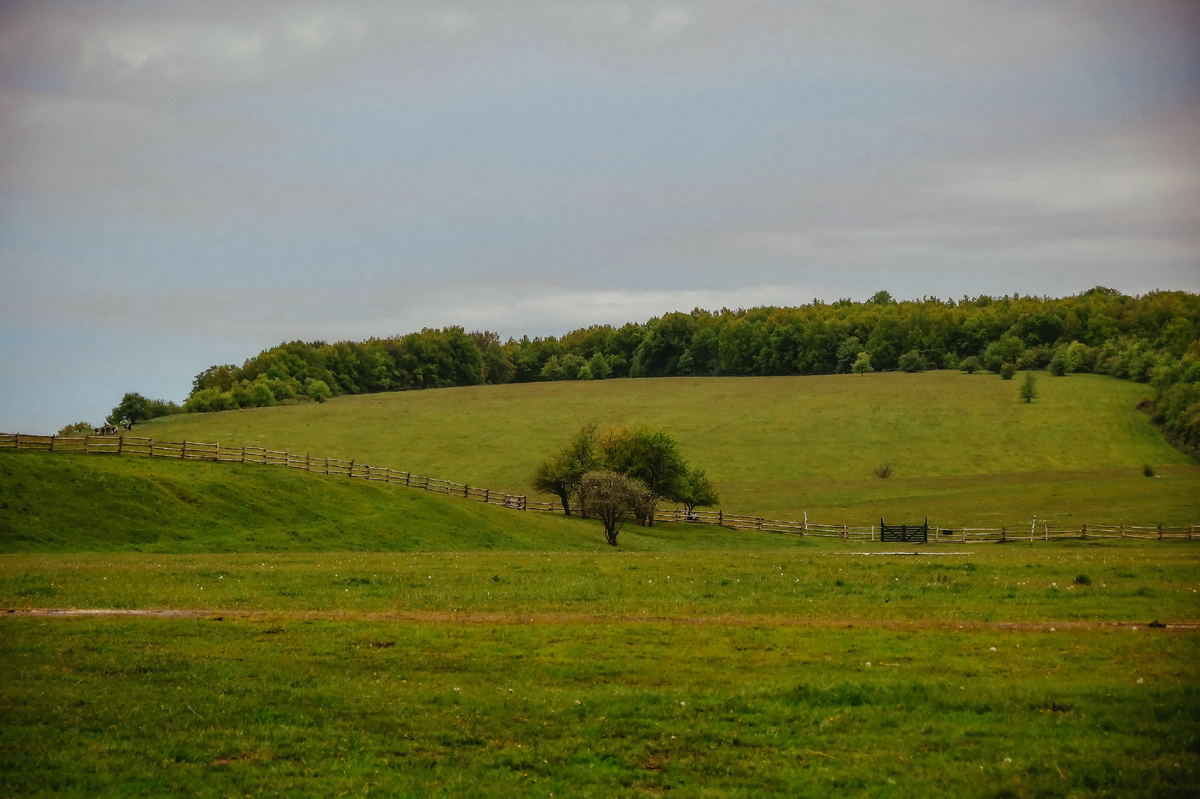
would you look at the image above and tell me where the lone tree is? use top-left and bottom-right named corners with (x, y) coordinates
top-left (1019, 371), bottom-right (1039, 403)
top-left (851, 351), bottom-right (873, 375)
top-left (675, 466), bottom-right (720, 514)
top-left (580, 471), bottom-right (654, 546)
top-left (530, 423), bottom-right (600, 516)
top-left (597, 426), bottom-right (688, 525)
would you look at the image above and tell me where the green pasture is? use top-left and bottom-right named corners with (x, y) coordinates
top-left (2, 615), bottom-right (1197, 798)
top-left (3, 543), bottom-right (1199, 623)
top-left (135, 372), bottom-right (1199, 525)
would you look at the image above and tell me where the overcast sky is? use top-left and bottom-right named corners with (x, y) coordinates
top-left (1, 0), bottom-right (1199, 432)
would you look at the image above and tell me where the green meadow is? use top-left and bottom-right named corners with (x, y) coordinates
top-left (3, 372), bottom-right (1199, 796)
top-left (136, 372), bottom-right (1199, 526)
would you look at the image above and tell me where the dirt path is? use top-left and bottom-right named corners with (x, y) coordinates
top-left (4, 607), bottom-right (1196, 631)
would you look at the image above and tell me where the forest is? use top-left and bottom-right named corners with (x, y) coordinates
top-left (129, 288), bottom-right (1200, 456)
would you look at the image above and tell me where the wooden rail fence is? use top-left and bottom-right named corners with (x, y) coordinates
top-left (3, 432), bottom-right (1196, 543)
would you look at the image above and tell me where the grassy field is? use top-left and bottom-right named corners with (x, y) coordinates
top-left (134, 372), bottom-right (1200, 526)
top-left (4, 372), bottom-right (1199, 796)
top-left (3, 615), bottom-right (1196, 798)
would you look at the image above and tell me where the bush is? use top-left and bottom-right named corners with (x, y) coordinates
top-left (851, 352), bottom-right (873, 375)
top-left (873, 464), bottom-right (892, 479)
top-left (1000, 363), bottom-right (1017, 380)
top-left (307, 380), bottom-right (332, 403)
top-left (1019, 372), bottom-right (1039, 403)
top-left (1143, 463), bottom-right (1156, 477)
top-left (1074, 574), bottom-right (1092, 586)
top-left (959, 356), bottom-right (981, 375)
top-left (898, 349), bottom-right (927, 373)
top-left (1048, 353), bottom-right (1068, 376)
top-left (56, 422), bottom-right (93, 437)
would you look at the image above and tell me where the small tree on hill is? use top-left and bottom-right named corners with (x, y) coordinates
top-left (1000, 363), bottom-right (1017, 380)
top-left (580, 471), bottom-right (653, 546)
top-left (959, 356), bottom-right (981, 374)
top-left (675, 466), bottom-right (720, 514)
top-left (1019, 372), bottom-right (1039, 403)
top-left (530, 423), bottom-right (600, 516)
top-left (851, 352), bottom-right (873, 375)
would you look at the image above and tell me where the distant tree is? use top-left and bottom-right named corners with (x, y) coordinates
top-left (675, 466), bottom-right (720, 514)
top-left (1019, 372), bottom-right (1039, 403)
top-left (597, 427), bottom-right (688, 524)
top-left (530, 424), bottom-right (600, 516)
top-left (898, 349), bottom-right (927, 373)
top-left (56, 422), bottom-right (92, 437)
top-left (959, 356), bottom-right (982, 374)
top-left (307, 380), bottom-right (332, 403)
top-left (869, 290), bottom-right (895, 305)
top-left (580, 471), bottom-right (654, 546)
top-left (1000, 363), bottom-right (1017, 380)
top-left (587, 351), bottom-right (612, 380)
top-left (851, 352), bottom-right (873, 376)
top-left (1048, 353), bottom-right (1068, 376)
top-left (836, 336), bottom-right (863, 373)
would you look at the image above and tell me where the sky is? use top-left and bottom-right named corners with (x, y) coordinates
top-left (1, 0), bottom-right (1199, 433)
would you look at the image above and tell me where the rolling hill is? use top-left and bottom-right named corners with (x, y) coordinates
top-left (133, 371), bottom-right (1198, 526)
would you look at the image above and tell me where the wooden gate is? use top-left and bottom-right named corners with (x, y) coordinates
top-left (880, 518), bottom-right (928, 544)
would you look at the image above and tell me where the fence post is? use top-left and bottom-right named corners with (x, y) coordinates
top-left (83, 435), bottom-right (88, 454)
top-left (324, 457), bottom-right (329, 475)
top-left (286, 450), bottom-right (291, 469)
top-left (240, 446), bottom-right (245, 464)
top-left (181, 441), bottom-right (187, 460)
top-left (349, 459), bottom-right (354, 478)
top-left (307, 453), bottom-right (312, 472)
top-left (14, 433), bottom-right (19, 450)
top-left (385, 468), bottom-right (391, 483)
top-left (1191, 524), bottom-right (1195, 540)
top-left (149, 438), bottom-right (154, 457)
top-left (484, 488), bottom-right (489, 504)
top-left (1121, 524), bottom-right (1125, 539)
top-left (1044, 522), bottom-right (1048, 541)
top-left (405, 472), bottom-right (411, 487)
top-left (1082, 523), bottom-right (1087, 540)
top-left (521, 496), bottom-right (527, 511)
top-left (962, 527), bottom-right (966, 544)
top-left (1000, 526), bottom-right (1006, 543)
top-left (49, 434), bottom-right (55, 453)
top-left (1158, 523), bottom-right (1163, 540)
top-left (464, 483), bottom-right (469, 498)
top-left (718, 510), bottom-right (723, 527)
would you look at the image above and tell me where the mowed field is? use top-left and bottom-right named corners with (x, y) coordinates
top-left (138, 371), bottom-right (1199, 526)
top-left (4, 371), bottom-right (1199, 796)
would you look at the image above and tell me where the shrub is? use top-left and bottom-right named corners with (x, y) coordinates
top-left (307, 380), bottom-right (332, 403)
top-left (852, 352), bottom-right (873, 375)
top-left (1000, 363), bottom-right (1017, 380)
top-left (1019, 372), bottom-right (1039, 403)
top-left (1143, 464), bottom-right (1155, 477)
top-left (56, 422), bottom-right (93, 437)
top-left (1048, 353), bottom-right (1068, 376)
top-left (898, 349), bottom-right (927, 373)
top-left (1074, 574), bottom-right (1092, 586)
top-left (959, 356), bottom-right (981, 374)
top-left (873, 464), bottom-right (893, 479)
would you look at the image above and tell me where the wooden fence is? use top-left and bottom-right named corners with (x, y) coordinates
top-left (2, 432), bottom-right (1196, 543)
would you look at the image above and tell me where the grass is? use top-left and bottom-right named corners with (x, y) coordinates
top-left (4, 373), bottom-right (1199, 795)
top-left (134, 372), bottom-right (1200, 526)
top-left (2, 616), bottom-right (1197, 797)
top-left (2, 543), bottom-right (1198, 622)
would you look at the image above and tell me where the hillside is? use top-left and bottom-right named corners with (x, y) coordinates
top-left (135, 372), bottom-right (1199, 526)
top-left (0, 449), bottom-right (813, 553)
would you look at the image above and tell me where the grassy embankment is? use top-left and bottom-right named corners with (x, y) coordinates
top-left (137, 371), bottom-right (1199, 526)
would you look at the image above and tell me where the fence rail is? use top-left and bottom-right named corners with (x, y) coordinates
top-left (2, 432), bottom-right (1195, 543)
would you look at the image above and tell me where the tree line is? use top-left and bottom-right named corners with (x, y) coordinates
top-left (99, 287), bottom-right (1199, 454)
